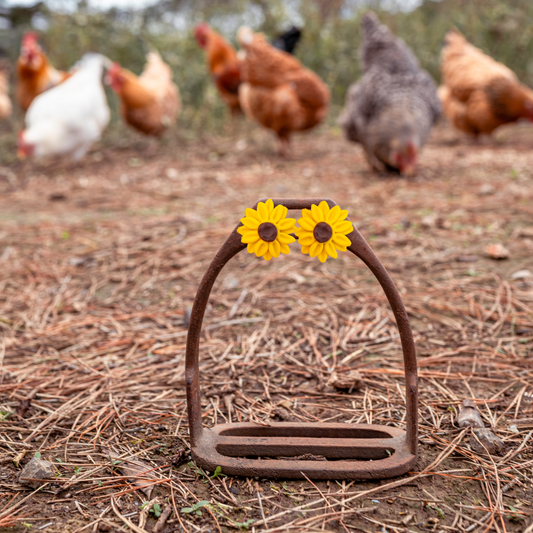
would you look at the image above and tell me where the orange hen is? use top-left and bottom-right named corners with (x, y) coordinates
top-left (106, 51), bottom-right (181, 137)
top-left (195, 23), bottom-right (242, 115)
top-left (237, 27), bottom-right (330, 155)
top-left (16, 32), bottom-right (70, 112)
top-left (439, 30), bottom-right (533, 136)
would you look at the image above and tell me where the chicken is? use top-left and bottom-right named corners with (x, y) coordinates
top-left (106, 51), bottom-right (181, 137)
top-left (16, 32), bottom-right (70, 112)
top-left (0, 55), bottom-right (12, 119)
top-left (339, 13), bottom-right (440, 175)
top-left (439, 30), bottom-right (533, 136)
top-left (18, 53), bottom-right (110, 161)
top-left (237, 26), bottom-right (330, 156)
top-left (195, 23), bottom-right (242, 115)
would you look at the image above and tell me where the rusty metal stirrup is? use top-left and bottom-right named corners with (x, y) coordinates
top-left (185, 198), bottom-right (418, 480)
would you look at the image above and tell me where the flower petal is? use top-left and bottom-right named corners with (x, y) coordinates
top-left (245, 208), bottom-right (260, 221)
top-left (279, 218), bottom-right (296, 231)
top-left (309, 241), bottom-right (323, 257)
top-left (333, 234), bottom-right (351, 248)
top-left (311, 204), bottom-right (324, 223)
top-left (334, 220), bottom-right (353, 234)
top-left (299, 235), bottom-right (315, 246)
top-left (295, 228), bottom-right (311, 237)
top-left (319, 201), bottom-right (330, 219)
top-left (298, 217), bottom-right (315, 231)
top-left (271, 204), bottom-right (287, 223)
top-left (301, 245), bottom-right (310, 254)
top-left (257, 202), bottom-right (268, 220)
top-left (241, 217), bottom-right (260, 229)
top-left (269, 240), bottom-right (281, 257)
top-left (265, 198), bottom-right (274, 214)
top-left (280, 243), bottom-right (291, 254)
top-left (325, 241), bottom-right (338, 258)
top-left (241, 233), bottom-right (260, 243)
top-left (326, 205), bottom-right (342, 224)
top-left (318, 250), bottom-right (328, 263)
top-left (248, 240), bottom-right (259, 254)
top-left (255, 240), bottom-right (268, 257)
top-left (301, 208), bottom-right (313, 221)
top-left (263, 252), bottom-right (272, 261)
top-left (237, 226), bottom-right (247, 235)
top-left (278, 233), bottom-right (295, 244)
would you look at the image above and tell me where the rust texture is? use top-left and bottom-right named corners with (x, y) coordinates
top-left (185, 198), bottom-right (418, 479)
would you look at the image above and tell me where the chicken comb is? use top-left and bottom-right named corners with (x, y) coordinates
top-left (194, 23), bottom-right (209, 46)
top-left (22, 32), bottom-right (38, 46)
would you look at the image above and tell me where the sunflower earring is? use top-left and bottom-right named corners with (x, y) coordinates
top-left (237, 199), bottom-right (296, 261)
top-left (294, 201), bottom-right (353, 262)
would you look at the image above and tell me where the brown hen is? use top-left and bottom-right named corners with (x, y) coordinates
top-left (16, 32), bottom-right (70, 112)
top-left (237, 26), bottom-right (330, 155)
top-left (107, 51), bottom-right (181, 137)
top-left (439, 30), bottom-right (533, 136)
top-left (195, 23), bottom-right (242, 115)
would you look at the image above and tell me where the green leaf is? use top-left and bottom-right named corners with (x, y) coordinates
top-left (233, 519), bottom-right (255, 529)
top-left (34, 452), bottom-right (41, 460)
top-left (181, 500), bottom-right (209, 515)
top-left (210, 465), bottom-right (226, 479)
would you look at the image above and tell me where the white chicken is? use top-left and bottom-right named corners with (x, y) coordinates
top-left (18, 53), bottom-right (110, 161)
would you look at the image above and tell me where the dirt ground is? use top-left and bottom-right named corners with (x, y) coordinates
top-left (0, 120), bottom-right (532, 533)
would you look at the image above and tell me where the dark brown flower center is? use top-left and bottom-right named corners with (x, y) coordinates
top-left (258, 222), bottom-right (278, 242)
top-left (313, 222), bottom-right (333, 243)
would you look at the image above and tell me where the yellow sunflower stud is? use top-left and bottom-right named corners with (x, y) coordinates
top-left (295, 201), bottom-right (353, 262)
top-left (237, 199), bottom-right (296, 261)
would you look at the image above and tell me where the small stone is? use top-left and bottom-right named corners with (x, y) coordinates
top-left (401, 514), bottom-right (414, 526)
top-left (165, 168), bottom-right (178, 180)
top-left (420, 215), bottom-right (437, 229)
top-left (235, 140), bottom-right (247, 151)
top-left (457, 399), bottom-right (484, 428)
top-left (400, 217), bottom-right (411, 230)
top-left (485, 243), bottom-right (509, 260)
top-left (435, 216), bottom-right (451, 229)
top-left (519, 227), bottom-right (533, 238)
top-left (455, 255), bottom-right (478, 263)
top-left (509, 425), bottom-right (519, 434)
top-left (470, 428), bottom-right (505, 455)
top-left (278, 399), bottom-right (292, 410)
top-left (182, 306), bottom-right (192, 328)
top-left (19, 457), bottom-right (55, 488)
top-left (511, 270), bottom-right (532, 280)
top-left (229, 486), bottom-right (240, 495)
top-left (49, 193), bottom-right (67, 202)
top-left (329, 370), bottom-right (363, 392)
top-left (478, 184), bottom-right (496, 196)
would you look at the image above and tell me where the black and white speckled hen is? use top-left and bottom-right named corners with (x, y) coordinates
top-left (339, 12), bottom-right (441, 175)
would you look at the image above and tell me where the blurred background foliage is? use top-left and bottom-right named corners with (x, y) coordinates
top-left (1, 0), bottom-right (533, 142)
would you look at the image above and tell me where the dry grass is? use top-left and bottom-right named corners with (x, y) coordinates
top-left (0, 121), bottom-right (532, 532)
